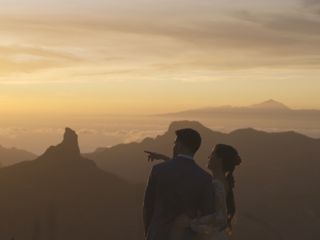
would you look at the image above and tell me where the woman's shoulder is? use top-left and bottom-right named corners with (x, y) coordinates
top-left (212, 178), bottom-right (228, 194)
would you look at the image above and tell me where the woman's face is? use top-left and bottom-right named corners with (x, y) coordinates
top-left (208, 150), bottom-right (216, 170)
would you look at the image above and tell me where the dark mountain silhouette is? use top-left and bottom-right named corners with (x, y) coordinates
top-left (85, 121), bottom-right (320, 240)
top-left (159, 99), bottom-right (320, 117)
top-left (0, 145), bottom-right (37, 167)
top-left (157, 100), bottom-right (320, 138)
top-left (1, 122), bottom-right (319, 240)
top-left (0, 128), bottom-right (143, 240)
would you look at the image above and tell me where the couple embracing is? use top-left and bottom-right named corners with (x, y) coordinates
top-left (143, 128), bottom-right (241, 240)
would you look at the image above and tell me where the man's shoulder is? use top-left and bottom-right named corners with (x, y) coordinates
top-left (152, 160), bottom-right (212, 179)
top-left (194, 164), bottom-right (212, 181)
top-left (152, 160), bottom-right (173, 172)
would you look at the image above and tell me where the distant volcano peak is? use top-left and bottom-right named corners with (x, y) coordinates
top-left (250, 99), bottom-right (290, 110)
top-left (39, 127), bottom-right (81, 161)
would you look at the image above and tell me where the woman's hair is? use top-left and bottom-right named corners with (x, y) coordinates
top-left (212, 144), bottom-right (242, 232)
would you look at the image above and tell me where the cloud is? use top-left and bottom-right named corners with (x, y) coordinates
top-left (99, 129), bottom-right (163, 143)
top-left (301, 0), bottom-right (320, 14)
top-left (0, 1), bottom-right (320, 85)
top-left (0, 127), bottom-right (30, 139)
top-left (122, 129), bottom-right (164, 143)
top-left (302, 0), bottom-right (320, 7)
top-left (0, 44), bottom-right (85, 76)
top-left (78, 128), bottom-right (98, 135)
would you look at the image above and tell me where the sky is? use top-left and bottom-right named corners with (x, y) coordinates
top-left (0, 0), bottom-right (320, 153)
top-left (0, 0), bottom-right (320, 116)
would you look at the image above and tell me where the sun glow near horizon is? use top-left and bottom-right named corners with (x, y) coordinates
top-left (1, 0), bottom-right (320, 117)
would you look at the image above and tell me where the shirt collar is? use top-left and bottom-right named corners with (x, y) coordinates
top-left (176, 154), bottom-right (194, 161)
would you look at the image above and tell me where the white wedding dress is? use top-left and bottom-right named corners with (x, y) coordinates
top-left (191, 179), bottom-right (229, 240)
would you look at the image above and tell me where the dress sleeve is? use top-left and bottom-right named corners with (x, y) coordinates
top-left (212, 181), bottom-right (228, 227)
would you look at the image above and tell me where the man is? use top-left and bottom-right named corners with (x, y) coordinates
top-left (143, 128), bottom-right (215, 240)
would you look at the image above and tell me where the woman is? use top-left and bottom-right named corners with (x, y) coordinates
top-left (190, 144), bottom-right (241, 240)
top-left (145, 144), bottom-right (241, 240)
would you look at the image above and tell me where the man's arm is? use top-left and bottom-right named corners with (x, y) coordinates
top-left (199, 178), bottom-right (215, 216)
top-left (143, 166), bottom-right (157, 237)
top-left (144, 151), bottom-right (171, 162)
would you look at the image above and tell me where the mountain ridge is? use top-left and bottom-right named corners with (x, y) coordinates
top-left (159, 100), bottom-right (320, 116)
top-left (249, 99), bottom-right (291, 110)
top-left (0, 121), bottom-right (319, 239)
top-left (89, 121), bottom-right (320, 155)
top-left (0, 127), bottom-right (142, 240)
top-left (0, 144), bottom-right (37, 167)
top-left (84, 120), bottom-right (320, 240)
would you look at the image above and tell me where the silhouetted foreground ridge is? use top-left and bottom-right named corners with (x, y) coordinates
top-left (0, 128), bottom-right (142, 240)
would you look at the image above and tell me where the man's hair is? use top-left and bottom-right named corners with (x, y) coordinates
top-left (175, 128), bottom-right (202, 154)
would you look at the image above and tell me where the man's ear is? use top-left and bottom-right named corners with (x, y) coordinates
top-left (175, 141), bottom-right (182, 149)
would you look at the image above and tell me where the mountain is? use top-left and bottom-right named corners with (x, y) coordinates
top-left (85, 121), bottom-right (320, 240)
top-left (249, 99), bottom-right (291, 110)
top-left (84, 121), bottom-right (224, 182)
top-left (1, 122), bottom-right (319, 240)
top-left (0, 128), bottom-right (143, 240)
top-left (160, 100), bottom-right (319, 116)
top-left (157, 100), bottom-right (320, 138)
top-left (0, 145), bottom-right (37, 167)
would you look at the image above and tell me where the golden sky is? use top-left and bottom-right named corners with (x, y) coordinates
top-left (1, 0), bottom-right (320, 115)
